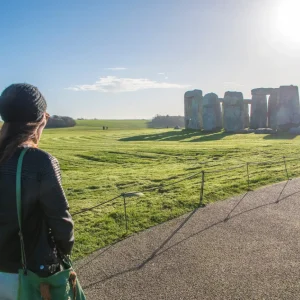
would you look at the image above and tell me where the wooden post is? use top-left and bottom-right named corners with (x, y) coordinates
top-left (199, 171), bottom-right (205, 207)
top-left (246, 163), bottom-right (250, 191)
top-left (283, 156), bottom-right (289, 180)
top-left (123, 195), bottom-right (128, 232)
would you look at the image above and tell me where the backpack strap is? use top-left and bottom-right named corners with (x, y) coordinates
top-left (16, 147), bottom-right (30, 274)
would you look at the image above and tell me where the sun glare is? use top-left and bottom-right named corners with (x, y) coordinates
top-left (275, 0), bottom-right (300, 43)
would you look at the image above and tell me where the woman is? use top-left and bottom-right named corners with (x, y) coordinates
top-left (0, 84), bottom-right (74, 299)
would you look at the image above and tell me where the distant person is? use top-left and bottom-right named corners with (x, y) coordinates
top-left (103, 126), bottom-right (105, 130)
top-left (0, 84), bottom-right (75, 299)
top-left (106, 126), bottom-right (108, 130)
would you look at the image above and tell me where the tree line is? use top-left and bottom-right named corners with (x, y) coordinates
top-left (45, 115), bottom-right (184, 129)
top-left (46, 115), bottom-right (76, 128)
top-left (148, 115), bottom-right (184, 128)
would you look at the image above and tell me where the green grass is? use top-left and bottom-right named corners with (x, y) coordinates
top-left (39, 121), bottom-right (300, 260)
top-left (75, 119), bottom-right (149, 130)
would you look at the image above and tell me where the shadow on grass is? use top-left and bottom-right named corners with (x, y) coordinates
top-left (187, 131), bottom-right (233, 142)
top-left (263, 133), bottom-right (297, 140)
top-left (119, 130), bottom-right (233, 142)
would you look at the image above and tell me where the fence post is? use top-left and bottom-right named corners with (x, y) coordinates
top-left (246, 162), bottom-right (250, 191)
top-left (123, 195), bottom-right (128, 232)
top-left (199, 170), bottom-right (205, 207)
top-left (283, 156), bottom-right (289, 180)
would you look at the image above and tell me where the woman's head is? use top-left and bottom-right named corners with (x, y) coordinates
top-left (0, 83), bottom-right (48, 164)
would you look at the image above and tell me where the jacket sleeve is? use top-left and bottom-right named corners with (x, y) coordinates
top-left (39, 155), bottom-right (74, 255)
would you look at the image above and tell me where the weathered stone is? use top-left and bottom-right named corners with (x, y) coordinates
top-left (277, 85), bottom-right (300, 130)
top-left (244, 103), bottom-right (250, 128)
top-left (251, 88), bottom-right (274, 96)
top-left (219, 98), bottom-right (251, 104)
top-left (202, 93), bottom-right (222, 131)
top-left (255, 128), bottom-right (276, 134)
top-left (237, 128), bottom-right (255, 134)
top-left (250, 95), bottom-right (268, 129)
top-left (245, 128), bottom-right (255, 133)
top-left (184, 90), bottom-right (203, 129)
top-left (223, 91), bottom-right (244, 132)
top-left (268, 88), bottom-right (279, 129)
top-left (289, 127), bottom-right (300, 134)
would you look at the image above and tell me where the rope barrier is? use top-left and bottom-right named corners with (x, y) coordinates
top-left (284, 157), bottom-right (300, 163)
top-left (248, 167), bottom-right (290, 177)
top-left (247, 156), bottom-right (300, 165)
top-left (205, 165), bottom-right (245, 174)
top-left (248, 160), bottom-right (282, 166)
top-left (142, 172), bottom-right (202, 192)
top-left (71, 154), bottom-right (300, 217)
top-left (72, 195), bottom-right (122, 216)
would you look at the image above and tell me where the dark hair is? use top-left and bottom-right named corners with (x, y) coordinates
top-left (0, 121), bottom-right (42, 164)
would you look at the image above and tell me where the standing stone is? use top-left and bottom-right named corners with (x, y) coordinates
top-left (244, 103), bottom-right (250, 128)
top-left (223, 92), bottom-right (244, 132)
top-left (251, 88), bottom-right (273, 96)
top-left (250, 95), bottom-right (268, 129)
top-left (268, 88), bottom-right (279, 129)
top-left (202, 93), bottom-right (222, 131)
top-left (277, 85), bottom-right (300, 130)
top-left (184, 90), bottom-right (203, 129)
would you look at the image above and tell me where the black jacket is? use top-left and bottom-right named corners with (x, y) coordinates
top-left (0, 147), bottom-right (74, 273)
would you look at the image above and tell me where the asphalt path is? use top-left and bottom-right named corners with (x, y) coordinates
top-left (76, 179), bottom-right (300, 300)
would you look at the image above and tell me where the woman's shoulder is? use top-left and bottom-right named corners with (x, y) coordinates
top-left (24, 147), bottom-right (56, 159)
top-left (23, 148), bottom-right (59, 169)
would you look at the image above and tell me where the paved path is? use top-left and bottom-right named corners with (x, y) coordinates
top-left (76, 179), bottom-right (300, 299)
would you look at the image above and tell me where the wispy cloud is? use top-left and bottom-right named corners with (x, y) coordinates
top-left (158, 72), bottom-right (165, 75)
top-left (66, 76), bottom-right (190, 92)
top-left (105, 67), bottom-right (127, 71)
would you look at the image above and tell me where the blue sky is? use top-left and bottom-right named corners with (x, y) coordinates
top-left (1, 0), bottom-right (300, 119)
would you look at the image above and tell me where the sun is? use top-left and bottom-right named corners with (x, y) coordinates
top-left (274, 0), bottom-right (300, 43)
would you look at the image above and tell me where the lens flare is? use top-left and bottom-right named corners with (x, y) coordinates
top-left (275, 0), bottom-right (300, 44)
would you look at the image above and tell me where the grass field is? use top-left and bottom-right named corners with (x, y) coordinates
top-left (39, 120), bottom-right (300, 260)
top-left (75, 119), bottom-right (149, 130)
